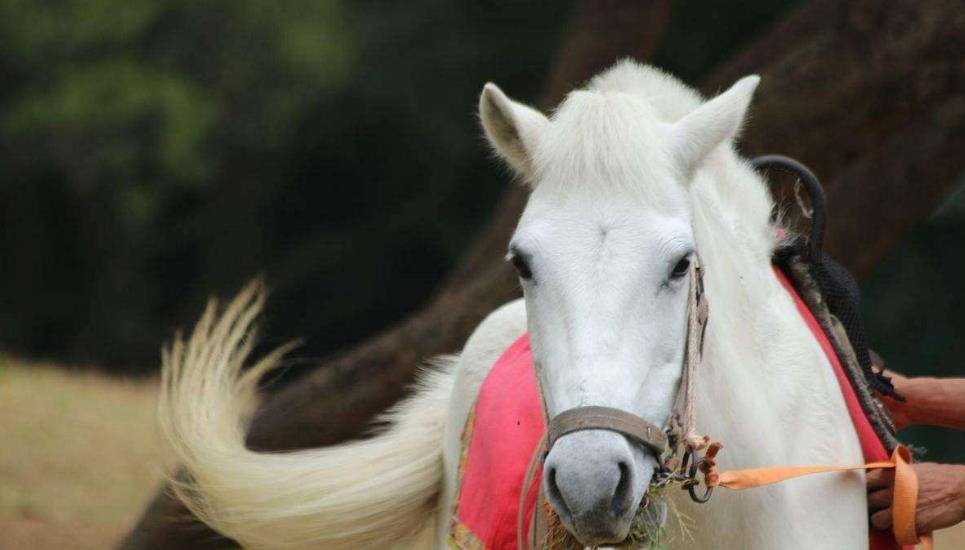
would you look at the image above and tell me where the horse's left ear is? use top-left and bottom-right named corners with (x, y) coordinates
top-left (479, 83), bottom-right (549, 183)
top-left (669, 75), bottom-right (760, 173)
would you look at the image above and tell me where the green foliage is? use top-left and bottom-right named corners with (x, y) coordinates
top-left (9, 0), bottom-right (909, 382)
top-left (0, 0), bottom-right (355, 365)
top-left (0, 0), bottom-right (572, 368)
top-left (1, 0), bottom-right (351, 185)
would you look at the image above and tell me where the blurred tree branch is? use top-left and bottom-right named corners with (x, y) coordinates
top-left (122, 2), bottom-right (674, 547)
top-left (701, 0), bottom-right (965, 277)
top-left (122, 0), bottom-right (964, 547)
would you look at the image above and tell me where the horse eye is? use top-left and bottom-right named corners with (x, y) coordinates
top-left (671, 256), bottom-right (691, 278)
top-left (510, 254), bottom-right (533, 280)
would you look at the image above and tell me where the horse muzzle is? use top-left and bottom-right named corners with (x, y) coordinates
top-left (543, 429), bottom-right (655, 545)
top-left (541, 406), bottom-right (671, 545)
top-left (533, 261), bottom-right (708, 546)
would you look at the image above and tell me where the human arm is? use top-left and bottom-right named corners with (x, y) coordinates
top-left (879, 372), bottom-right (965, 431)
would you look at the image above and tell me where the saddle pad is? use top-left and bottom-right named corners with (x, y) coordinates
top-left (448, 267), bottom-right (903, 549)
top-left (448, 334), bottom-right (543, 550)
top-left (774, 267), bottom-right (907, 550)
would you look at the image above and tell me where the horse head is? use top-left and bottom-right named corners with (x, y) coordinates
top-left (479, 63), bottom-right (759, 545)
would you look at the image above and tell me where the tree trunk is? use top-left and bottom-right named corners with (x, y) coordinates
top-left (701, 0), bottom-right (965, 277)
top-left (120, 0), bottom-right (965, 547)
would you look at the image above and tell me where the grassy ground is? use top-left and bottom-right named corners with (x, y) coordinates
top-left (0, 357), bottom-right (172, 549)
top-left (0, 355), bottom-right (962, 549)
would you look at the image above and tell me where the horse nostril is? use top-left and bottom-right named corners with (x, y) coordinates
top-left (610, 460), bottom-right (633, 516)
top-left (545, 466), bottom-right (572, 520)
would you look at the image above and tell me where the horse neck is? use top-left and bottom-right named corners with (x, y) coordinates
top-left (687, 150), bottom-right (853, 467)
top-left (668, 151), bottom-right (867, 550)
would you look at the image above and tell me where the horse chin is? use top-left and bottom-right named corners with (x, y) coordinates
top-left (563, 492), bottom-right (668, 548)
top-left (567, 519), bottom-right (633, 547)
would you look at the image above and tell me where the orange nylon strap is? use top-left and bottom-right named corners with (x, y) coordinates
top-left (889, 446), bottom-right (922, 548)
top-left (706, 445), bottom-right (931, 549)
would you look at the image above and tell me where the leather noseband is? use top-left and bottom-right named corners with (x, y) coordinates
top-left (546, 405), bottom-right (669, 458)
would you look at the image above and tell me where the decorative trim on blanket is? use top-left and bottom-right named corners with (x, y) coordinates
top-left (447, 407), bottom-right (485, 549)
top-left (779, 250), bottom-right (901, 453)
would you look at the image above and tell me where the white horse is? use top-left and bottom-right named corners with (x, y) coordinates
top-left (159, 61), bottom-right (867, 549)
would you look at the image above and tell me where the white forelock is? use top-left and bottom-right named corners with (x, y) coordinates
top-left (587, 59), bottom-right (704, 122)
top-left (532, 59), bottom-right (778, 260)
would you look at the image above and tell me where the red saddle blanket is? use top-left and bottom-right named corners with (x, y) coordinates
top-left (447, 266), bottom-right (904, 550)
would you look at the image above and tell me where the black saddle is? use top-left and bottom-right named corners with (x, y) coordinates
top-left (757, 155), bottom-right (898, 399)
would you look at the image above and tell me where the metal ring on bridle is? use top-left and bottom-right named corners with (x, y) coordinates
top-left (752, 154), bottom-right (826, 262)
top-left (685, 448), bottom-right (715, 503)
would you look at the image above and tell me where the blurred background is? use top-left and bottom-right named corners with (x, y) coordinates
top-left (0, 0), bottom-right (962, 548)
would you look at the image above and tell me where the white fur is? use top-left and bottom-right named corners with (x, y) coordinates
top-left (159, 282), bottom-right (451, 549)
top-left (480, 83), bottom-right (549, 181)
top-left (471, 59), bottom-right (865, 547)
top-left (160, 61), bottom-right (866, 549)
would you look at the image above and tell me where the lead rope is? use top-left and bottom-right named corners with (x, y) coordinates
top-left (700, 444), bottom-right (931, 549)
top-left (674, 262), bottom-right (929, 548)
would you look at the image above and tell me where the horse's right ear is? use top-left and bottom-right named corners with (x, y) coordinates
top-left (479, 83), bottom-right (548, 184)
top-left (669, 75), bottom-right (760, 174)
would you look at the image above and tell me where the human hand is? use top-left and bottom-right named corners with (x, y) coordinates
top-left (877, 372), bottom-right (965, 431)
top-left (867, 462), bottom-right (965, 534)
top-left (878, 370), bottom-right (911, 431)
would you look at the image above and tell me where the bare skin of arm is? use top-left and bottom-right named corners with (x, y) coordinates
top-left (879, 372), bottom-right (965, 431)
top-left (868, 371), bottom-right (965, 533)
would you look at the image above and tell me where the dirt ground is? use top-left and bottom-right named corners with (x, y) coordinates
top-left (0, 357), bottom-right (171, 549)
top-left (0, 356), bottom-right (962, 549)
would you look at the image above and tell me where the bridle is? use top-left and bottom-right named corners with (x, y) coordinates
top-left (518, 259), bottom-right (714, 548)
top-left (532, 155), bottom-right (825, 510)
top-left (543, 259), bottom-right (714, 501)
top-left (517, 156), bottom-right (928, 549)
